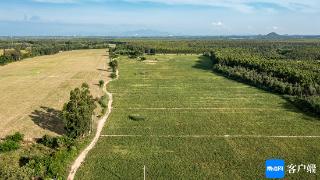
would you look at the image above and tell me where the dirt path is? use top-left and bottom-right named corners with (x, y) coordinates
top-left (67, 70), bottom-right (118, 180)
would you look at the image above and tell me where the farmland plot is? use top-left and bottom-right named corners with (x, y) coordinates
top-left (76, 54), bottom-right (320, 179)
top-left (0, 49), bottom-right (109, 139)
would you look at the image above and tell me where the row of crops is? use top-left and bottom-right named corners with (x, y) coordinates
top-left (114, 39), bottom-right (320, 115)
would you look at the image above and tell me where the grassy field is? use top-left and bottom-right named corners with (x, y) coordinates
top-left (76, 54), bottom-right (320, 179)
top-left (0, 49), bottom-right (109, 139)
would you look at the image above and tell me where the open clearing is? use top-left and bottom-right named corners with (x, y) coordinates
top-left (76, 54), bottom-right (320, 179)
top-left (0, 49), bottom-right (109, 139)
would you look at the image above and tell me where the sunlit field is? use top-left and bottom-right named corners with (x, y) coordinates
top-left (0, 49), bottom-right (109, 139)
top-left (76, 54), bottom-right (320, 179)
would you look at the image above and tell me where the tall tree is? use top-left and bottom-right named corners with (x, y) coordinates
top-left (62, 83), bottom-right (96, 138)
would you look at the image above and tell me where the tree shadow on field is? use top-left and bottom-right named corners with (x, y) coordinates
top-left (29, 106), bottom-right (65, 135)
top-left (97, 68), bottom-right (108, 72)
top-left (192, 55), bottom-right (213, 71)
top-left (192, 55), bottom-right (320, 120)
top-left (281, 96), bottom-right (320, 122)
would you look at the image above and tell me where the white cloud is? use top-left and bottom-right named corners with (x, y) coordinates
top-left (30, 0), bottom-right (320, 13)
top-left (212, 21), bottom-right (223, 26)
top-left (123, 0), bottom-right (320, 12)
top-left (272, 26), bottom-right (278, 30)
top-left (32, 0), bottom-right (76, 3)
top-left (32, 0), bottom-right (106, 3)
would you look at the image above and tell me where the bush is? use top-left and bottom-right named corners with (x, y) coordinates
top-left (98, 80), bottom-right (104, 88)
top-left (24, 155), bottom-right (52, 178)
top-left (139, 56), bottom-right (146, 61)
top-left (38, 135), bottom-right (75, 149)
top-left (109, 60), bottom-right (118, 72)
top-left (110, 72), bottom-right (117, 79)
top-left (0, 163), bottom-right (33, 179)
top-left (37, 135), bottom-right (59, 149)
top-left (128, 114), bottom-right (145, 121)
top-left (23, 139), bottom-right (78, 179)
top-left (98, 95), bottom-right (109, 115)
top-left (98, 95), bottom-right (108, 108)
top-left (0, 132), bottom-right (24, 153)
top-left (19, 156), bottom-right (31, 167)
top-left (0, 140), bottom-right (20, 152)
top-left (5, 132), bottom-right (24, 142)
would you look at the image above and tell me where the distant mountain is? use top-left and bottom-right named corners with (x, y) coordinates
top-left (265, 32), bottom-right (281, 37)
top-left (119, 29), bottom-right (172, 37)
top-left (258, 32), bottom-right (320, 39)
top-left (255, 32), bottom-right (284, 39)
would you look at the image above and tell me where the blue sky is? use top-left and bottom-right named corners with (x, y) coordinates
top-left (0, 0), bottom-right (319, 36)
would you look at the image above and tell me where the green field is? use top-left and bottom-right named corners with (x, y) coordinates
top-left (76, 54), bottom-right (320, 179)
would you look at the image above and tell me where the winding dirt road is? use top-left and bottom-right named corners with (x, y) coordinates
top-left (67, 70), bottom-right (118, 180)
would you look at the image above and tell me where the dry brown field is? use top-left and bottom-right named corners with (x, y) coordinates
top-left (0, 49), bottom-right (109, 139)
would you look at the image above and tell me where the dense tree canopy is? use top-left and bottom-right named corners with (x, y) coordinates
top-left (208, 48), bottom-right (320, 115)
top-left (62, 83), bottom-right (96, 138)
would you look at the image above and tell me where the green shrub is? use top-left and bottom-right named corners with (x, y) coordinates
top-left (5, 132), bottom-right (24, 142)
top-left (25, 155), bottom-right (52, 178)
top-left (110, 72), bottom-right (117, 79)
top-left (19, 156), bottom-right (31, 167)
top-left (38, 135), bottom-right (74, 149)
top-left (0, 132), bottom-right (24, 153)
top-left (101, 108), bottom-right (107, 115)
top-left (98, 80), bottom-right (104, 88)
top-left (57, 136), bottom-right (74, 148)
top-left (109, 59), bottom-right (118, 72)
top-left (128, 114), bottom-right (145, 121)
top-left (0, 140), bottom-right (20, 152)
top-left (37, 135), bottom-right (59, 149)
top-left (98, 94), bottom-right (109, 115)
top-left (14, 135), bottom-right (77, 178)
top-left (98, 95), bottom-right (108, 108)
top-left (139, 56), bottom-right (146, 61)
top-left (23, 142), bottom-right (78, 179)
top-left (0, 164), bottom-right (33, 179)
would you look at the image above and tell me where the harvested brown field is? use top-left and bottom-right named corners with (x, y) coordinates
top-left (0, 49), bottom-right (110, 139)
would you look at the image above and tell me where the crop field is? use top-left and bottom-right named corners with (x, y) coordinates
top-left (76, 54), bottom-right (320, 179)
top-left (0, 49), bottom-right (109, 139)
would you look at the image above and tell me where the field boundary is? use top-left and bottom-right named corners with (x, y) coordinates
top-left (67, 69), bottom-right (119, 180)
top-left (114, 107), bottom-right (291, 111)
top-left (100, 134), bottom-right (320, 138)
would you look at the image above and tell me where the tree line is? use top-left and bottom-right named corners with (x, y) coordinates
top-left (112, 39), bottom-right (320, 59)
top-left (206, 48), bottom-right (320, 115)
top-left (0, 39), bottom-right (110, 65)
